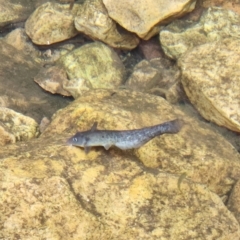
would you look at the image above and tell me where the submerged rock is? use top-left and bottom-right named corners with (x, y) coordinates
top-left (0, 39), bottom-right (71, 123)
top-left (160, 7), bottom-right (240, 59)
top-left (0, 0), bottom-right (34, 27)
top-left (34, 89), bottom-right (240, 197)
top-left (178, 38), bottom-right (240, 132)
top-left (4, 28), bottom-right (40, 60)
top-left (25, 2), bottom-right (80, 45)
top-left (59, 42), bottom-right (125, 97)
top-left (1, 169), bottom-right (239, 239)
top-left (0, 107), bottom-right (39, 145)
top-left (0, 89), bottom-right (240, 239)
top-left (103, 0), bottom-right (196, 39)
top-left (228, 179), bottom-right (240, 224)
top-left (63, 77), bottom-right (92, 99)
top-left (125, 58), bottom-right (180, 101)
top-left (75, 0), bottom-right (139, 50)
top-left (34, 66), bottom-right (71, 96)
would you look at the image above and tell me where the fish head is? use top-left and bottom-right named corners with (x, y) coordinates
top-left (67, 132), bottom-right (89, 147)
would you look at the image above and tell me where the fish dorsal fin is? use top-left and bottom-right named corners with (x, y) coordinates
top-left (91, 122), bottom-right (98, 131)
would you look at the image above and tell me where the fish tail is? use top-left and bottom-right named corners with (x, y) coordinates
top-left (167, 119), bottom-right (183, 133)
top-left (156, 119), bottom-right (183, 135)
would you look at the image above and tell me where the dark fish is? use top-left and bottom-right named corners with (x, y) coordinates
top-left (67, 119), bottom-right (182, 153)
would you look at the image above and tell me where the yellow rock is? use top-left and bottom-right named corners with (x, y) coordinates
top-left (179, 38), bottom-right (240, 132)
top-left (25, 2), bottom-right (79, 45)
top-left (75, 0), bottom-right (139, 49)
top-left (103, 0), bottom-right (196, 39)
top-left (0, 1), bottom-right (33, 27)
top-left (160, 7), bottom-right (240, 59)
top-left (228, 179), bottom-right (240, 224)
top-left (59, 42), bottom-right (125, 97)
top-left (0, 107), bottom-right (39, 146)
top-left (0, 89), bottom-right (240, 239)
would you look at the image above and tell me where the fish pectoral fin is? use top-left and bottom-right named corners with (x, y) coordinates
top-left (84, 146), bottom-right (91, 154)
top-left (104, 144), bottom-right (112, 150)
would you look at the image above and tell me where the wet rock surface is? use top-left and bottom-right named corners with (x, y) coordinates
top-left (1, 89), bottom-right (240, 239)
top-left (1, 1), bottom-right (240, 239)
top-left (125, 58), bottom-right (180, 100)
top-left (203, 0), bottom-right (240, 14)
top-left (0, 0), bottom-right (34, 28)
top-left (228, 179), bottom-right (240, 224)
top-left (178, 37), bottom-right (240, 132)
top-left (0, 39), bottom-right (71, 123)
top-left (138, 38), bottom-right (164, 60)
top-left (1, 170), bottom-right (239, 239)
top-left (75, 0), bottom-right (139, 50)
top-left (0, 107), bottom-right (39, 146)
top-left (34, 65), bottom-right (71, 96)
top-left (25, 2), bottom-right (80, 45)
top-left (59, 42), bottom-right (125, 98)
top-left (160, 7), bottom-right (240, 59)
top-left (103, 0), bottom-right (197, 39)
top-left (4, 28), bottom-right (39, 57)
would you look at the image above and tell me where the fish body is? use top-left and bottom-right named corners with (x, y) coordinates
top-left (67, 119), bottom-right (182, 153)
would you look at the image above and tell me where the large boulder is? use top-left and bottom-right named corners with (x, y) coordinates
top-left (103, 0), bottom-right (196, 39)
top-left (178, 38), bottom-right (240, 132)
top-left (0, 89), bottom-right (240, 239)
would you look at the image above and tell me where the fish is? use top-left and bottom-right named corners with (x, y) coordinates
top-left (67, 119), bottom-right (183, 153)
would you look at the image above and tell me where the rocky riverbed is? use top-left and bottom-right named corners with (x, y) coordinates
top-left (0, 0), bottom-right (240, 239)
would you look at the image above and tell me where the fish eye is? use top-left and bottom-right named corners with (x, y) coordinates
top-left (73, 137), bottom-right (78, 142)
